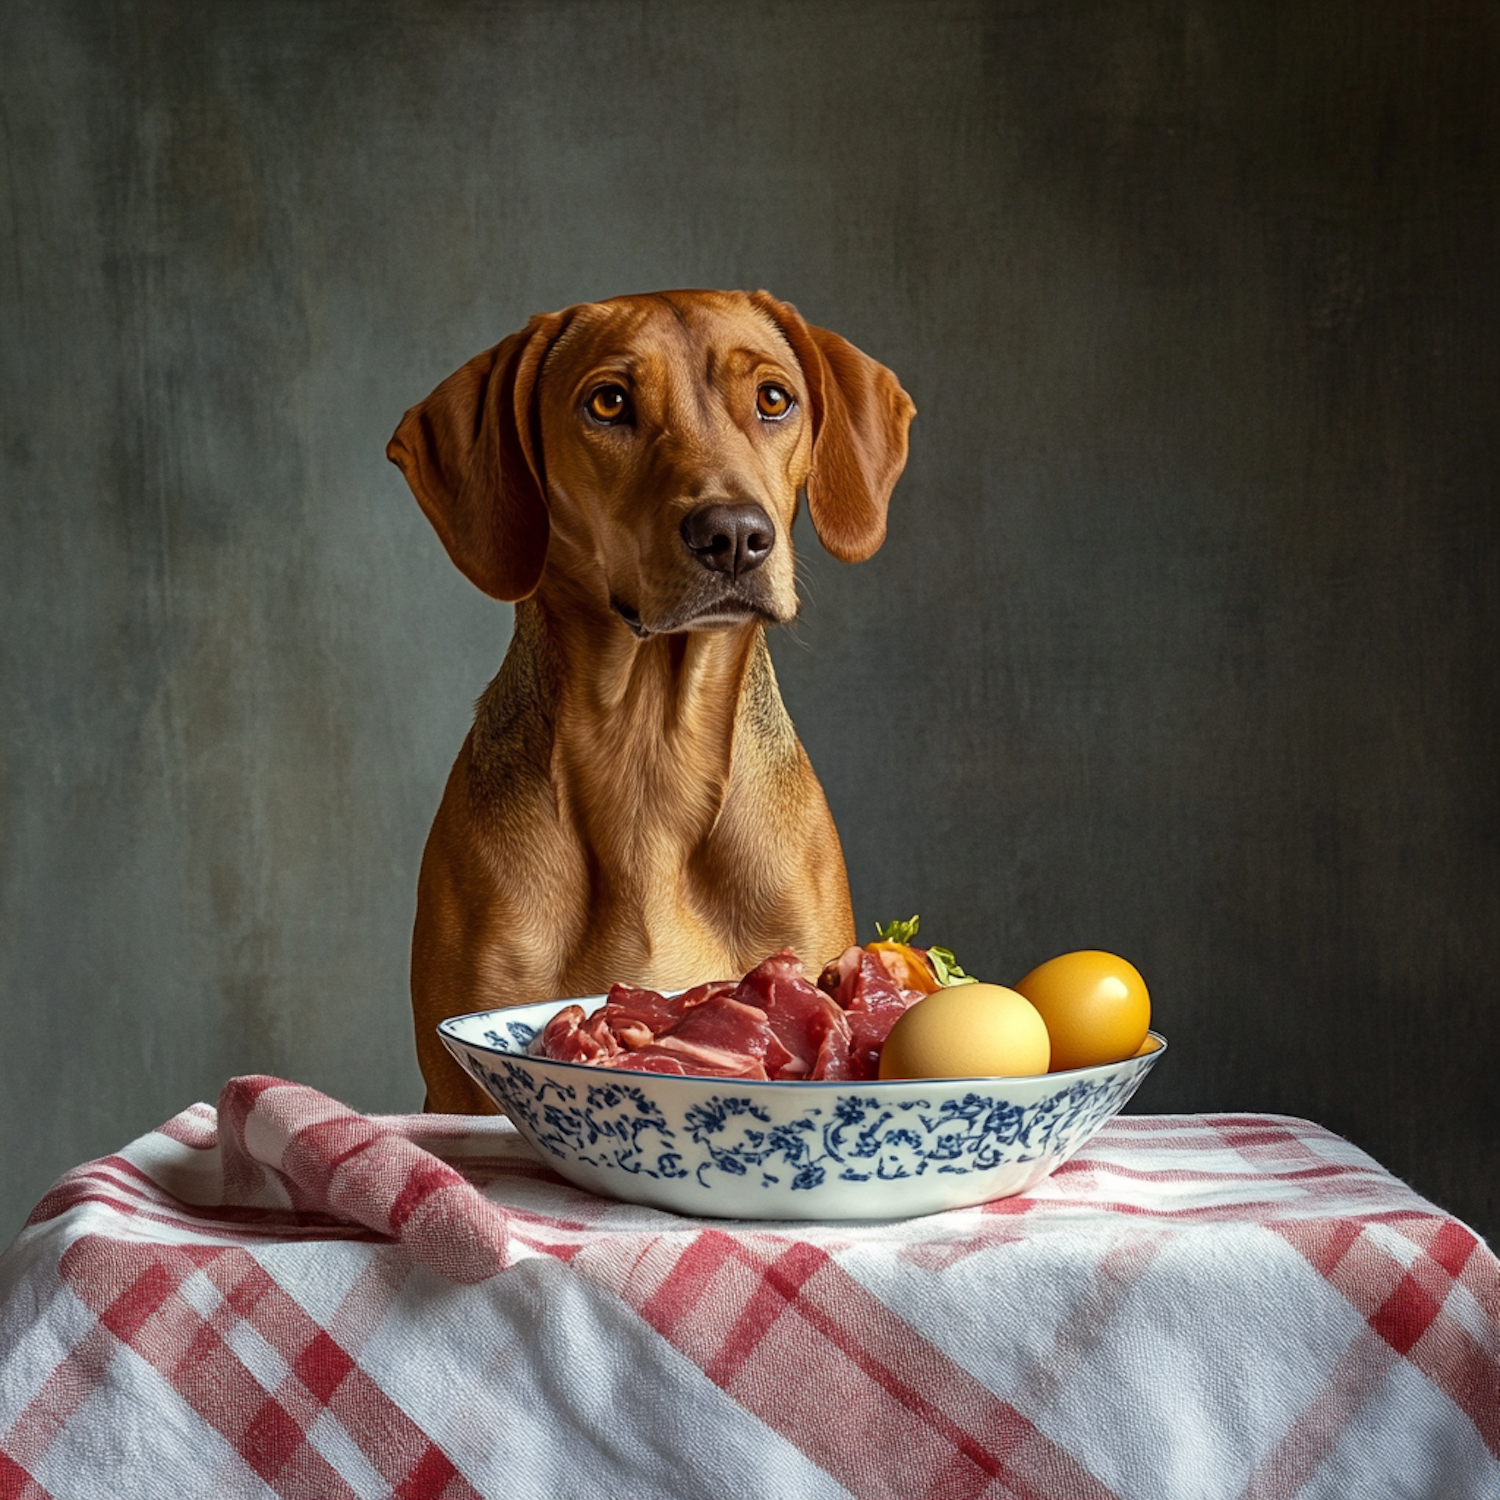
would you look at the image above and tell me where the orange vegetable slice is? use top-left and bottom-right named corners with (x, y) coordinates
top-left (867, 941), bottom-right (942, 994)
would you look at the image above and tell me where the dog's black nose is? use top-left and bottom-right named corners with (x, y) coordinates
top-left (680, 503), bottom-right (776, 578)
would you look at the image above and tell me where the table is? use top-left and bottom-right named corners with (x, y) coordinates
top-left (1, 1076), bottom-right (1495, 1499)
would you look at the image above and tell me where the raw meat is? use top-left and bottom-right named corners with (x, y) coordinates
top-left (527, 946), bottom-right (929, 1081)
top-left (819, 946), bottom-right (927, 1079)
top-left (734, 950), bottom-right (852, 1079)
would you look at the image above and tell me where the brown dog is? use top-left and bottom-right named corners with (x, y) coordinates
top-left (388, 289), bottom-right (914, 1112)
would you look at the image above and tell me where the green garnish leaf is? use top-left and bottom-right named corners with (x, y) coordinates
top-left (873, 917), bottom-right (978, 987)
top-left (927, 946), bottom-right (978, 987)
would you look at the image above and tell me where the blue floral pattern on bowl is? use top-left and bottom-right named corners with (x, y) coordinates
top-left (442, 998), bottom-right (1164, 1221)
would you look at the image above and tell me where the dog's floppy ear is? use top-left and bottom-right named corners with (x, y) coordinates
top-left (750, 291), bottom-right (916, 563)
top-left (387, 311), bottom-right (569, 601)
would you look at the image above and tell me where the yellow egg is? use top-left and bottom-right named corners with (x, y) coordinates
top-left (1013, 950), bottom-right (1151, 1071)
top-left (878, 984), bottom-right (1051, 1080)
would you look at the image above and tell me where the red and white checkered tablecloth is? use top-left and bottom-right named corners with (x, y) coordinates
top-left (1, 1077), bottom-right (1495, 1500)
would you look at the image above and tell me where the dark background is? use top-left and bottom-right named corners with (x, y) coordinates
top-left (2, 1), bottom-right (1496, 1247)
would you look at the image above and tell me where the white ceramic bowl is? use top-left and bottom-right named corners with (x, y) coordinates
top-left (439, 999), bottom-right (1166, 1221)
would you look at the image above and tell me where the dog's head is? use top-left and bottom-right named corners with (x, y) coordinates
top-left (388, 290), bottom-right (915, 634)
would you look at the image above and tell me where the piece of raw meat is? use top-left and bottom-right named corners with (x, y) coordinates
top-left (599, 979), bottom-right (734, 1050)
top-left (660, 994), bottom-right (794, 1077)
top-left (527, 947), bottom-right (928, 1081)
top-left (733, 950), bottom-right (855, 1080)
top-left (817, 946), bottom-right (927, 1080)
top-left (533, 1004), bottom-right (622, 1065)
top-left (610, 1042), bottom-right (768, 1079)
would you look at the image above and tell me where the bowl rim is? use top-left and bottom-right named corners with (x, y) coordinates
top-left (438, 995), bottom-right (1167, 1088)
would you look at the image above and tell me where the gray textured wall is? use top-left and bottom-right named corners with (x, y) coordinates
top-left (2, 1), bottom-right (1496, 1246)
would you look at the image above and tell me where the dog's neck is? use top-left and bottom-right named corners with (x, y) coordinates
top-left (501, 594), bottom-right (770, 861)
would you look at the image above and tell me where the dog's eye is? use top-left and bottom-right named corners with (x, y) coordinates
top-left (586, 385), bottom-right (630, 424)
top-left (756, 384), bottom-right (793, 420)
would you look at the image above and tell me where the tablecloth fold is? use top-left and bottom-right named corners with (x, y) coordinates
top-left (28, 1074), bottom-right (516, 1283)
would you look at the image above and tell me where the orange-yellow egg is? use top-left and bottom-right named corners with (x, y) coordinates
top-left (878, 984), bottom-right (1051, 1080)
top-left (1013, 950), bottom-right (1151, 1071)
